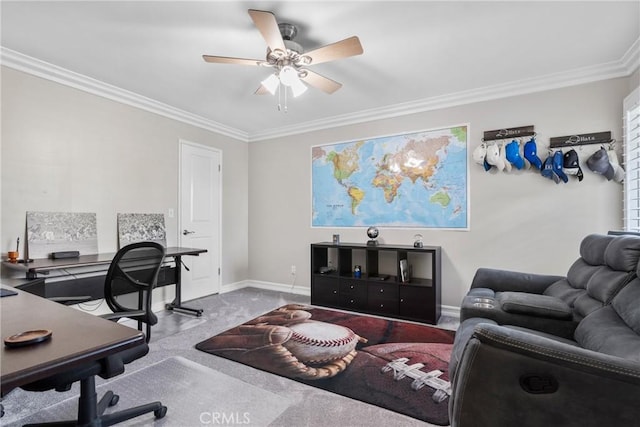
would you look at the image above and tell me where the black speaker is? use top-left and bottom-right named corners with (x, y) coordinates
top-left (50, 251), bottom-right (80, 259)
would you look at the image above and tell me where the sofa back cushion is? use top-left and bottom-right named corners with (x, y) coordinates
top-left (574, 279), bottom-right (640, 362)
top-left (544, 234), bottom-right (640, 320)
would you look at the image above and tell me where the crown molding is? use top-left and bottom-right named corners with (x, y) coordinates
top-left (249, 37), bottom-right (640, 142)
top-left (0, 47), bottom-right (249, 142)
top-left (2, 38), bottom-right (639, 144)
top-left (621, 37), bottom-right (640, 73)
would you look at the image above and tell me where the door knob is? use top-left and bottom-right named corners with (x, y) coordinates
top-left (183, 229), bottom-right (195, 235)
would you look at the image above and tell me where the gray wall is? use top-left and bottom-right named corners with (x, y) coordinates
top-left (1, 65), bottom-right (635, 309)
top-left (248, 77), bottom-right (632, 307)
top-left (1, 67), bottom-right (249, 288)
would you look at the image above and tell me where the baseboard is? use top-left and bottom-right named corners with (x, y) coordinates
top-left (440, 304), bottom-right (461, 319)
top-left (218, 280), bottom-right (460, 320)
top-left (221, 279), bottom-right (312, 296)
top-left (74, 280), bottom-right (460, 320)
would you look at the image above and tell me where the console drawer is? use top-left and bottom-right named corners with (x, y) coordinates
top-left (311, 275), bottom-right (339, 306)
top-left (339, 293), bottom-right (367, 310)
top-left (367, 282), bottom-right (399, 300)
top-left (367, 296), bottom-right (398, 315)
top-left (340, 279), bottom-right (367, 297)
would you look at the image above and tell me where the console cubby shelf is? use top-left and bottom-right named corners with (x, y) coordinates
top-left (310, 242), bottom-right (442, 324)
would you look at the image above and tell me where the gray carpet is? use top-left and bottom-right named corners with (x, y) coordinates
top-left (9, 356), bottom-right (291, 426)
top-left (1, 287), bottom-right (457, 426)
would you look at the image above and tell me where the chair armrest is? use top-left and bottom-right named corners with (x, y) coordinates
top-left (47, 296), bottom-right (93, 305)
top-left (470, 267), bottom-right (564, 294)
top-left (100, 310), bottom-right (147, 323)
top-left (450, 323), bottom-right (640, 427)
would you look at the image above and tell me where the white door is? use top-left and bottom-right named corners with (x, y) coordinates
top-left (179, 140), bottom-right (221, 300)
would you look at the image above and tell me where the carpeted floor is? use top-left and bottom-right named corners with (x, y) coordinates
top-left (11, 356), bottom-right (292, 426)
top-left (1, 287), bottom-right (458, 426)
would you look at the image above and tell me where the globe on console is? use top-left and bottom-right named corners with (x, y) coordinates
top-left (366, 226), bottom-right (379, 246)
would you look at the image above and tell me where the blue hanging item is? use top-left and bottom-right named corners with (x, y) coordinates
top-left (541, 155), bottom-right (560, 183)
top-left (524, 138), bottom-right (543, 170)
top-left (553, 151), bottom-right (568, 183)
top-left (505, 140), bottom-right (525, 169)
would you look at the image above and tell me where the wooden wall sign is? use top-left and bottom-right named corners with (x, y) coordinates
top-left (483, 125), bottom-right (535, 142)
top-left (549, 131), bottom-right (612, 148)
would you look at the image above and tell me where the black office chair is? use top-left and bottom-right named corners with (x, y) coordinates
top-left (19, 242), bottom-right (168, 426)
top-left (21, 340), bottom-right (167, 426)
top-left (102, 241), bottom-right (166, 343)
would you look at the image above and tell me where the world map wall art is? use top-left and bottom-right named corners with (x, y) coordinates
top-left (311, 125), bottom-right (468, 229)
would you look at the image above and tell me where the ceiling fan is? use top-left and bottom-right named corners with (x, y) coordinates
top-left (202, 9), bottom-right (363, 99)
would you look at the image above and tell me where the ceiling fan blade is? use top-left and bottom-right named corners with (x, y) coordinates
top-left (248, 9), bottom-right (286, 53)
top-left (301, 70), bottom-right (342, 94)
top-left (202, 55), bottom-right (264, 66)
top-left (254, 85), bottom-right (270, 95)
top-left (301, 36), bottom-right (363, 65)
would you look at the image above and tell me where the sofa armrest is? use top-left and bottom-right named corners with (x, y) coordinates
top-left (470, 267), bottom-right (565, 294)
top-left (450, 323), bottom-right (640, 427)
top-left (498, 292), bottom-right (573, 319)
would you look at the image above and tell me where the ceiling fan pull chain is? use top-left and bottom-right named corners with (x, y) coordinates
top-left (284, 85), bottom-right (289, 113)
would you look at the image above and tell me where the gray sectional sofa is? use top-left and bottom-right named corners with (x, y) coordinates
top-left (449, 233), bottom-right (640, 427)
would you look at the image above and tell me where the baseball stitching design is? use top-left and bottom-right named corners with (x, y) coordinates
top-left (289, 329), bottom-right (356, 347)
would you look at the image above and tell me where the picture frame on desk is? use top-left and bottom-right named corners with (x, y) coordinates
top-left (26, 211), bottom-right (98, 259)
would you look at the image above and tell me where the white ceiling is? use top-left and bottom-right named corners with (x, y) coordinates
top-left (2, 1), bottom-right (639, 141)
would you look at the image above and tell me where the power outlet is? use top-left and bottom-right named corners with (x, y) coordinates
top-left (290, 265), bottom-right (296, 275)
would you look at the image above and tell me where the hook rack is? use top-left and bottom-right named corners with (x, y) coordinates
top-left (549, 131), bottom-right (612, 148)
top-left (483, 125), bottom-right (535, 142)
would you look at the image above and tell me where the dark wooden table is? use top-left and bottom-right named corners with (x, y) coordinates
top-left (1, 285), bottom-right (145, 396)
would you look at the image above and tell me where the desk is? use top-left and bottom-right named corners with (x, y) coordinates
top-left (0, 285), bottom-right (145, 396)
top-left (2, 247), bottom-right (207, 316)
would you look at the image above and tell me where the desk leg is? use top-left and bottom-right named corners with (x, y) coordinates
top-left (165, 255), bottom-right (204, 317)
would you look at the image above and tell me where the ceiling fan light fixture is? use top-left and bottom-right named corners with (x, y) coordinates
top-left (261, 73), bottom-right (280, 95)
top-left (290, 78), bottom-right (308, 97)
top-left (279, 65), bottom-right (300, 87)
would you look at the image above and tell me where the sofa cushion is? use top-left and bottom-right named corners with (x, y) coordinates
top-left (604, 235), bottom-right (640, 271)
top-left (580, 233), bottom-right (615, 265)
top-left (543, 278), bottom-right (585, 305)
top-left (574, 280), bottom-right (640, 362)
top-left (612, 279), bottom-right (640, 335)
top-left (545, 234), bottom-right (640, 320)
top-left (498, 292), bottom-right (572, 319)
top-left (542, 235), bottom-right (615, 306)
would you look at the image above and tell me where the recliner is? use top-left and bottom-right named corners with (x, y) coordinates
top-left (459, 233), bottom-right (640, 338)
top-left (449, 233), bottom-right (640, 427)
top-left (449, 275), bottom-right (640, 427)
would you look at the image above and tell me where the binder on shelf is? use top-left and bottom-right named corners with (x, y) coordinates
top-left (400, 259), bottom-right (410, 283)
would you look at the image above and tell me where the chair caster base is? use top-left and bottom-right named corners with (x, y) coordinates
top-left (154, 406), bottom-right (168, 419)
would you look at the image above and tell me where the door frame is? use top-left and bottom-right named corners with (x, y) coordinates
top-left (178, 138), bottom-right (223, 294)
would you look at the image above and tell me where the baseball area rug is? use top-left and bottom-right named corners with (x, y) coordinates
top-left (195, 304), bottom-right (456, 425)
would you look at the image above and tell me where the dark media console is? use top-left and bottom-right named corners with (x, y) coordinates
top-left (311, 242), bottom-right (442, 324)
